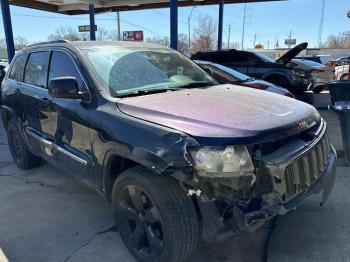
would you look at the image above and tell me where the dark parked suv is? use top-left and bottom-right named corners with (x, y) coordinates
top-left (1, 41), bottom-right (336, 262)
top-left (191, 43), bottom-right (310, 94)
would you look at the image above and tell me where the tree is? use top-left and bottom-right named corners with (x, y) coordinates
top-left (191, 14), bottom-right (217, 53)
top-left (0, 38), bottom-right (6, 49)
top-left (48, 26), bottom-right (84, 41)
top-left (177, 33), bottom-right (189, 55)
top-left (15, 36), bottom-right (29, 50)
top-left (322, 31), bottom-right (350, 48)
top-left (146, 36), bottom-right (170, 47)
top-left (97, 27), bottom-right (110, 41)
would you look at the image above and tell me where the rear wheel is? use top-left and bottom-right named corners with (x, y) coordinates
top-left (340, 74), bottom-right (348, 80)
top-left (7, 119), bottom-right (42, 169)
top-left (112, 166), bottom-right (199, 262)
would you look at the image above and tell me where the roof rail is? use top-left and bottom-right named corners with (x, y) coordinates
top-left (26, 39), bottom-right (71, 48)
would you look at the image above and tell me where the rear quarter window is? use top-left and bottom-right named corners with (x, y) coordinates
top-left (9, 54), bottom-right (28, 82)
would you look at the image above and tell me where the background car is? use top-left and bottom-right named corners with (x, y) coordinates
top-left (191, 43), bottom-right (310, 94)
top-left (289, 59), bottom-right (334, 92)
top-left (0, 63), bottom-right (9, 105)
top-left (326, 56), bottom-right (350, 67)
top-left (194, 60), bottom-right (294, 97)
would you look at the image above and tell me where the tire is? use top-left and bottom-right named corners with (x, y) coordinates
top-left (112, 166), bottom-right (199, 262)
top-left (312, 85), bottom-right (324, 93)
top-left (340, 74), bottom-right (348, 80)
top-left (6, 119), bottom-right (42, 169)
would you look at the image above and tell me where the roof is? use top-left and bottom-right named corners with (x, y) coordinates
top-left (21, 40), bottom-right (167, 52)
top-left (9, 0), bottom-right (284, 15)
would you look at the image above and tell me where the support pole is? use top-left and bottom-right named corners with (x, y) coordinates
top-left (89, 3), bottom-right (96, 41)
top-left (0, 0), bottom-right (15, 62)
top-left (117, 11), bottom-right (121, 41)
top-left (170, 0), bottom-right (178, 50)
top-left (217, 0), bottom-right (224, 50)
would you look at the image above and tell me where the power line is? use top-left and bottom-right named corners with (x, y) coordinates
top-left (10, 12), bottom-right (164, 36)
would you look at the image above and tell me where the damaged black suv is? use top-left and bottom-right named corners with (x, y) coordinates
top-left (1, 41), bottom-right (336, 262)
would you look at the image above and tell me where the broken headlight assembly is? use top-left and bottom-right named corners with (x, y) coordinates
top-left (188, 146), bottom-right (254, 177)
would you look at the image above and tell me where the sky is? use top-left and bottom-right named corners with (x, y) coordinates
top-left (0, 0), bottom-right (349, 49)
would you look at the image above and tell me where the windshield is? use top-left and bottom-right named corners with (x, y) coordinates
top-left (254, 52), bottom-right (276, 63)
top-left (86, 48), bottom-right (216, 97)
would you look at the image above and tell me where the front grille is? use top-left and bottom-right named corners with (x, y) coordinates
top-left (283, 132), bottom-right (330, 200)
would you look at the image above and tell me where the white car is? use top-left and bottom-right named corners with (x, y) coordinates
top-left (335, 64), bottom-right (349, 80)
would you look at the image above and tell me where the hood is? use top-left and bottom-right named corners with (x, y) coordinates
top-left (240, 79), bottom-right (294, 98)
top-left (117, 84), bottom-right (320, 145)
top-left (291, 59), bottom-right (326, 71)
top-left (276, 42), bottom-right (308, 64)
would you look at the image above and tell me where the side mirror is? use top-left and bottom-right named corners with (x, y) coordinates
top-left (49, 77), bottom-right (89, 101)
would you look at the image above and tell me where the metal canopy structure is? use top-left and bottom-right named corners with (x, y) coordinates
top-left (1, 0), bottom-right (283, 61)
top-left (9, 0), bottom-right (282, 14)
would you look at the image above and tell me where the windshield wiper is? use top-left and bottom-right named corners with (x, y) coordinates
top-left (116, 87), bottom-right (178, 98)
top-left (178, 82), bottom-right (215, 88)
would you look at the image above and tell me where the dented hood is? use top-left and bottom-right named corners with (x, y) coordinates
top-left (117, 84), bottom-right (320, 145)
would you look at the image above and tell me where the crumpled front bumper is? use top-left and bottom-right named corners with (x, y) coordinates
top-left (232, 145), bottom-right (337, 233)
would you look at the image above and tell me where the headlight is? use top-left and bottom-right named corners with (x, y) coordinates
top-left (188, 146), bottom-right (254, 177)
top-left (293, 70), bottom-right (307, 77)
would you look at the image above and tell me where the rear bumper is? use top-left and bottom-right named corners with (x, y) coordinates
top-left (232, 145), bottom-right (337, 232)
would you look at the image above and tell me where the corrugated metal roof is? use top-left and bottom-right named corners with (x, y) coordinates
top-left (9, 0), bottom-right (284, 15)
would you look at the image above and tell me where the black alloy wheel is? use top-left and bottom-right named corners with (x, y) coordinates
top-left (112, 166), bottom-right (199, 262)
top-left (117, 185), bottom-right (163, 258)
top-left (8, 126), bottom-right (24, 165)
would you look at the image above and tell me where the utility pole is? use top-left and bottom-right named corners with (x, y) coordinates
top-left (227, 25), bottom-right (231, 49)
top-left (275, 33), bottom-right (278, 48)
top-left (288, 30), bottom-right (292, 49)
top-left (116, 11), bottom-right (121, 41)
top-left (267, 40), bottom-right (270, 49)
top-left (318, 0), bottom-right (326, 48)
top-left (188, 6), bottom-right (195, 53)
top-left (241, 2), bottom-right (247, 50)
top-left (253, 34), bottom-right (257, 48)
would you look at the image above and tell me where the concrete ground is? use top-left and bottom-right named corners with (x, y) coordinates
top-left (0, 110), bottom-right (349, 262)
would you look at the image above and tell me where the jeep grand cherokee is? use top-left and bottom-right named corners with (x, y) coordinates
top-left (1, 41), bottom-right (336, 262)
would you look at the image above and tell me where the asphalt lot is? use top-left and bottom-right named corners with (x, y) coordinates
top-left (0, 110), bottom-right (349, 262)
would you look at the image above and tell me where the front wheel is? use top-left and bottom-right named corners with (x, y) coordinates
top-left (112, 166), bottom-right (199, 262)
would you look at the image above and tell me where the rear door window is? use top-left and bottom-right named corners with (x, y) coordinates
top-left (24, 52), bottom-right (50, 89)
top-left (9, 54), bottom-right (28, 82)
top-left (48, 51), bottom-right (84, 90)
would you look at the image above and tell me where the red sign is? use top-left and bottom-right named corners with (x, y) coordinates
top-left (123, 31), bottom-right (144, 42)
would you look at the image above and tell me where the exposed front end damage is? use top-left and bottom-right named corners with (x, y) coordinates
top-left (189, 119), bottom-right (337, 242)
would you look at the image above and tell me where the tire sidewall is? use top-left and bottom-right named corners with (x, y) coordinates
top-left (112, 173), bottom-right (176, 262)
top-left (7, 120), bottom-right (27, 167)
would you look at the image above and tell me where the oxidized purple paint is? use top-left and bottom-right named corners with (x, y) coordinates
top-left (118, 84), bottom-right (320, 145)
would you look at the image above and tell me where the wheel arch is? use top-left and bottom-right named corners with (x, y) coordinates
top-left (262, 72), bottom-right (291, 82)
top-left (102, 149), bottom-right (170, 201)
top-left (1, 105), bottom-right (16, 129)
